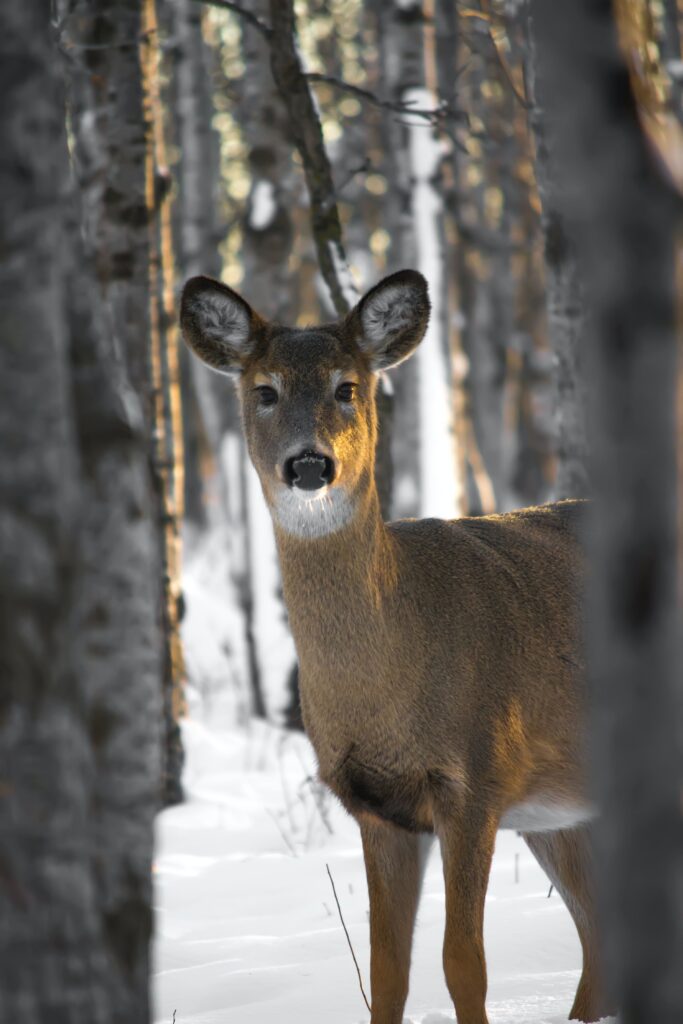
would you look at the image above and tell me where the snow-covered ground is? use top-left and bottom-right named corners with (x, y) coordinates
top-left (152, 716), bottom-right (613, 1024)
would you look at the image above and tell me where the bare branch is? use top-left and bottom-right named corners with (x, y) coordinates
top-left (305, 71), bottom-right (467, 128)
top-left (267, 0), bottom-right (356, 315)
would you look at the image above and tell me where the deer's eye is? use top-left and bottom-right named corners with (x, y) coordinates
top-left (335, 381), bottom-right (357, 403)
top-left (254, 385), bottom-right (278, 406)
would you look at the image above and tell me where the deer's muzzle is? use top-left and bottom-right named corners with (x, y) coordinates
top-left (284, 450), bottom-right (336, 491)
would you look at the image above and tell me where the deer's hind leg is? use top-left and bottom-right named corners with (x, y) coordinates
top-left (523, 825), bottom-right (614, 1023)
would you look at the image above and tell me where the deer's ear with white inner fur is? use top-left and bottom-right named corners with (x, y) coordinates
top-left (352, 269), bottom-right (430, 371)
top-left (180, 276), bottom-right (261, 376)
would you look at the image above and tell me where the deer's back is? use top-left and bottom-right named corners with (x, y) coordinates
top-left (386, 498), bottom-right (585, 720)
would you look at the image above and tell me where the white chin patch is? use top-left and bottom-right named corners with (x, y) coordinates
top-left (272, 485), bottom-right (355, 539)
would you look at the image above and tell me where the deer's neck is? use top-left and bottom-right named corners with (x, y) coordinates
top-left (273, 481), bottom-right (396, 660)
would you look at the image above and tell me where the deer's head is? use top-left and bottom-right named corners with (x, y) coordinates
top-left (180, 270), bottom-right (430, 538)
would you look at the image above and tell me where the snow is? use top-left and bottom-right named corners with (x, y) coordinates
top-left (181, 522), bottom-right (250, 724)
top-left (153, 715), bottom-right (616, 1024)
top-left (182, 445), bottom-right (295, 722)
top-left (249, 180), bottom-right (277, 232)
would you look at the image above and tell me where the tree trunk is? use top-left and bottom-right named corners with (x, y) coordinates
top-left (532, 2), bottom-right (683, 1019)
top-left (141, 0), bottom-right (186, 804)
top-left (524, 6), bottom-right (590, 500)
top-left (67, 0), bottom-right (185, 805)
top-left (174, 0), bottom-right (224, 528)
top-left (0, 1), bottom-right (162, 1017)
top-left (371, 0), bottom-right (422, 519)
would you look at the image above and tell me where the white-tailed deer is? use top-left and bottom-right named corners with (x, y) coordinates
top-left (181, 270), bottom-right (611, 1024)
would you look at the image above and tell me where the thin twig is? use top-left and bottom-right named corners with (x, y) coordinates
top-left (305, 71), bottom-right (466, 127)
top-left (267, 810), bottom-right (297, 856)
top-left (326, 863), bottom-right (371, 1014)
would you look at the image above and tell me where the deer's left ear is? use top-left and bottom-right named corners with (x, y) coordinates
top-left (351, 269), bottom-right (430, 371)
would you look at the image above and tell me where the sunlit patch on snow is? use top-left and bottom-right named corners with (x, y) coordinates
top-left (153, 854), bottom-right (222, 878)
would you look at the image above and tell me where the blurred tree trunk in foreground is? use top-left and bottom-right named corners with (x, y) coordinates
top-left (0, 1), bottom-right (162, 1018)
top-left (532, 2), bottom-right (683, 1020)
top-left (524, 5), bottom-right (590, 500)
top-left (66, 0), bottom-right (185, 803)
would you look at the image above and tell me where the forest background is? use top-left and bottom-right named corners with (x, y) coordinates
top-left (1, 0), bottom-right (682, 1021)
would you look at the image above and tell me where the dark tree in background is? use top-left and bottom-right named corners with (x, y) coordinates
top-left (0, 0), bottom-right (162, 1018)
top-left (532, 1), bottom-right (683, 1020)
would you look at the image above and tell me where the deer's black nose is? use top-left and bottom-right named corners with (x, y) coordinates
top-left (284, 450), bottom-right (335, 491)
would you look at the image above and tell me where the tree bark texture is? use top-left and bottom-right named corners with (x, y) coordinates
top-left (67, 0), bottom-right (185, 805)
top-left (268, 0), bottom-right (357, 316)
top-left (532, 2), bottom-right (683, 1020)
top-left (0, 2), bottom-right (162, 1018)
top-left (524, 6), bottom-right (590, 500)
top-left (173, 0), bottom-right (227, 527)
top-left (239, 0), bottom-right (297, 322)
top-left (141, 0), bottom-right (186, 803)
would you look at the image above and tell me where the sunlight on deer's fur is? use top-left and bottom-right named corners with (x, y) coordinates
top-left (181, 269), bottom-right (613, 1024)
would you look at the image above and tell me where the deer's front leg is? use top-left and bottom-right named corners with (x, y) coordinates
top-left (438, 814), bottom-right (496, 1024)
top-left (360, 818), bottom-right (431, 1024)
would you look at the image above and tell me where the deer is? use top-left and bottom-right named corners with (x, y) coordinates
top-left (180, 269), bottom-right (611, 1024)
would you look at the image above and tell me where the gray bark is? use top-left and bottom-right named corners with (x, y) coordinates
top-left (0, 1), bottom-right (162, 1018)
top-left (173, 0), bottom-right (236, 481)
top-left (268, 0), bottom-right (356, 317)
top-left (532, 2), bottom-right (683, 1019)
top-left (239, 0), bottom-right (296, 322)
top-left (524, 7), bottom-right (590, 500)
top-left (67, 0), bottom-right (184, 805)
top-left (173, 0), bottom-right (222, 525)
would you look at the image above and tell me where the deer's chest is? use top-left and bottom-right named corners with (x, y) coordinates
top-left (327, 746), bottom-right (441, 832)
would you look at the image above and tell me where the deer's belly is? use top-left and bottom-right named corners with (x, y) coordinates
top-left (498, 797), bottom-right (595, 832)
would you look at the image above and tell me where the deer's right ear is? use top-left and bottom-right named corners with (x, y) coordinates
top-left (180, 276), bottom-right (260, 376)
